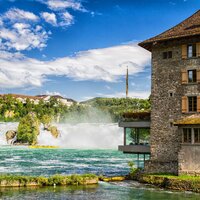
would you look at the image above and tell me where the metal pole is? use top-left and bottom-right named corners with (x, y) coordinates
top-left (124, 128), bottom-right (126, 146)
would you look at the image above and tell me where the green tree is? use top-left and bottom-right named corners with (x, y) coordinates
top-left (17, 112), bottom-right (40, 145)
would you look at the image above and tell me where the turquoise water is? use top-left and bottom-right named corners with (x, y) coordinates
top-left (0, 147), bottom-right (199, 199)
top-left (0, 146), bottom-right (135, 176)
top-left (0, 181), bottom-right (199, 200)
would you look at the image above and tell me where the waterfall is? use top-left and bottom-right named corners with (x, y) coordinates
top-left (38, 123), bottom-right (123, 149)
top-left (0, 122), bottom-right (123, 149)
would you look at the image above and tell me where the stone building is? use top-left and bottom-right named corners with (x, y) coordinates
top-left (119, 10), bottom-right (200, 175)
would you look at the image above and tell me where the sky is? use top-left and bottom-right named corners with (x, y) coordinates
top-left (0, 0), bottom-right (200, 101)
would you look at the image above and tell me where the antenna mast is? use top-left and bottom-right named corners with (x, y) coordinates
top-left (126, 66), bottom-right (129, 98)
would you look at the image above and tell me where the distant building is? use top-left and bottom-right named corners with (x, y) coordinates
top-left (119, 10), bottom-right (200, 175)
top-left (0, 94), bottom-right (76, 106)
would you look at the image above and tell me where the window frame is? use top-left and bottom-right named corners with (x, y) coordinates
top-left (188, 69), bottom-right (197, 83)
top-left (188, 96), bottom-right (197, 112)
top-left (194, 128), bottom-right (200, 143)
top-left (182, 128), bottom-right (192, 143)
top-left (162, 51), bottom-right (172, 59)
top-left (182, 127), bottom-right (200, 144)
top-left (187, 44), bottom-right (197, 58)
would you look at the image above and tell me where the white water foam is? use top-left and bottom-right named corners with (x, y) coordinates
top-left (38, 123), bottom-right (123, 149)
top-left (0, 122), bottom-right (123, 149)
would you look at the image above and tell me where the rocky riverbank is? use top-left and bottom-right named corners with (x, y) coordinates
top-left (0, 174), bottom-right (98, 187)
top-left (137, 174), bottom-right (200, 193)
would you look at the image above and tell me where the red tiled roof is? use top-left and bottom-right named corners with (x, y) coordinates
top-left (0, 94), bottom-right (42, 100)
top-left (139, 10), bottom-right (200, 51)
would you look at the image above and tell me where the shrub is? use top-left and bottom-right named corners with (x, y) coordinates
top-left (17, 112), bottom-right (40, 145)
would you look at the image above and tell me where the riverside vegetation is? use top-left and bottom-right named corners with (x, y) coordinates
top-left (0, 174), bottom-right (98, 187)
top-left (1, 94), bottom-right (150, 145)
top-left (128, 162), bottom-right (200, 193)
top-left (0, 94), bottom-right (150, 123)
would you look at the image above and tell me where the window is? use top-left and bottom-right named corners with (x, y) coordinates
top-left (188, 70), bottom-right (197, 83)
top-left (187, 44), bottom-right (196, 58)
top-left (163, 51), bottom-right (172, 59)
top-left (194, 128), bottom-right (200, 143)
top-left (188, 96), bottom-right (197, 112)
top-left (183, 128), bottom-right (192, 143)
top-left (169, 91), bottom-right (174, 97)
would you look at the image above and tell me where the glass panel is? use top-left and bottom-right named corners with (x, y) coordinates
top-left (188, 70), bottom-right (193, 82)
top-left (188, 128), bottom-right (192, 143)
top-left (183, 128), bottom-right (187, 143)
top-left (125, 128), bottom-right (150, 145)
top-left (138, 128), bottom-right (150, 145)
top-left (188, 45), bottom-right (193, 58)
top-left (126, 128), bottom-right (137, 145)
top-left (194, 128), bottom-right (200, 143)
top-left (192, 44), bottom-right (197, 57)
top-left (168, 51), bottom-right (172, 58)
top-left (183, 128), bottom-right (192, 143)
top-left (163, 52), bottom-right (167, 59)
top-left (188, 70), bottom-right (196, 83)
top-left (193, 70), bottom-right (197, 82)
top-left (188, 96), bottom-right (197, 112)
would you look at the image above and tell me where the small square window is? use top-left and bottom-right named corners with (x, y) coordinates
top-left (163, 51), bottom-right (172, 59)
top-left (168, 51), bottom-right (172, 58)
top-left (169, 91), bottom-right (174, 97)
top-left (163, 52), bottom-right (168, 59)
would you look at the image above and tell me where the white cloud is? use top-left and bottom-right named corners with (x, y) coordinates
top-left (82, 90), bottom-right (150, 101)
top-left (97, 91), bottom-right (150, 99)
top-left (0, 18), bottom-right (3, 26)
top-left (45, 91), bottom-right (63, 96)
top-left (59, 11), bottom-right (74, 26)
top-left (41, 12), bottom-right (57, 26)
top-left (3, 8), bottom-right (39, 22)
top-left (43, 0), bottom-right (85, 11)
top-left (0, 43), bottom-right (150, 88)
top-left (0, 23), bottom-right (49, 51)
top-left (37, 0), bottom-right (86, 27)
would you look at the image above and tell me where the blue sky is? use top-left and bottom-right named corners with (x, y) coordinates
top-left (0, 0), bottom-right (199, 101)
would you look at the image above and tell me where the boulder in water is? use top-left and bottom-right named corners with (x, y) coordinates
top-left (6, 130), bottom-right (17, 144)
top-left (48, 126), bottom-right (60, 138)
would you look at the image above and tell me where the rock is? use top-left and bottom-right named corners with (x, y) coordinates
top-left (5, 130), bottom-right (17, 144)
top-left (100, 176), bottom-right (126, 182)
top-left (48, 126), bottom-right (60, 138)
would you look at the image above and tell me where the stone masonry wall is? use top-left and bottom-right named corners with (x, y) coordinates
top-left (178, 144), bottom-right (200, 175)
top-left (146, 37), bottom-right (200, 174)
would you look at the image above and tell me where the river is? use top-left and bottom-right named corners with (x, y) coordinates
top-left (0, 123), bottom-right (199, 199)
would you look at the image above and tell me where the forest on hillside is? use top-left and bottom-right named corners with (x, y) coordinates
top-left (0, 95), bottom-right (150, 123)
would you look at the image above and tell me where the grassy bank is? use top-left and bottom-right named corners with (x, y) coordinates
top-left (139, 174), bottom-right (200, 193)
top-left (0, 174), bottom-right (98, 187)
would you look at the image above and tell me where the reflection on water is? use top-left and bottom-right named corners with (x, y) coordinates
top-left (0, 182), bottom-right (199, 200)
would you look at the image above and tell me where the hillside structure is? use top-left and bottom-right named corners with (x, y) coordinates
top-left (0, 94), bottom-right (76, 106)
top-left (119, 10), bottom-right (200, 175)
